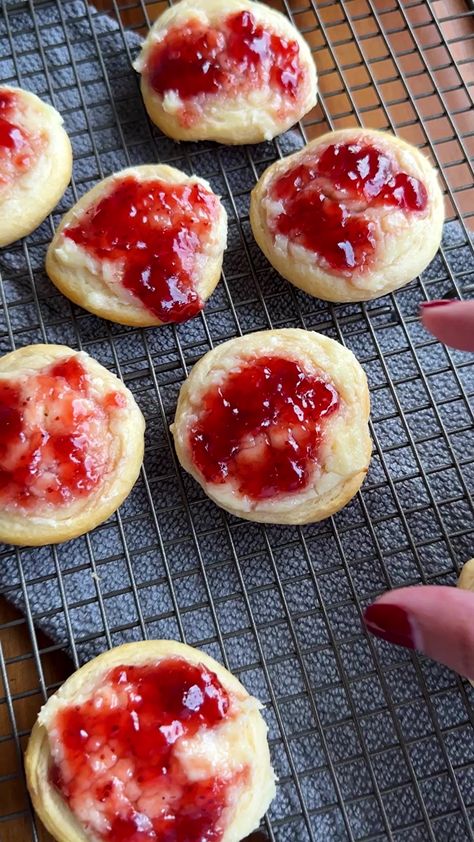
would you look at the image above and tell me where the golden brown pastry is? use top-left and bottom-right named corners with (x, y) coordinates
top-left (0, 344), bottom-right (144, 546)
top-left (458, 557), bottom-right (474, 687)
top-left (134, 0), bottom-right (317, 144)
top-left (25, 640), bottom-right (276, 842)
top-left (458, 557), bottom-right (474, 592)
top-left (0, 86), bottom-right (72, 247)
top-left (171, 328), bottom-right (371, 524)
top-left (46, 164), bottom-right (227, 327)
top-left (250, 127), bottom-right (444, 302)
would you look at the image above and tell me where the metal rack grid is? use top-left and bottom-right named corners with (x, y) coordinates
top-left (0, 0), bottom-right (473, 840)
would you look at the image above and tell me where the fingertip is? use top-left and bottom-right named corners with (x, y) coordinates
top-left (420, 299), bottom-right (474, 352)
top-left (364, 586), bottom-right (474, 680)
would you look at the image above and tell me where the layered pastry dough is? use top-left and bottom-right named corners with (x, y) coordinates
top-left (46, 164), bottom-right (227, 327)
top-left (0, 344), bottom-right (144, 546)
top-left (25, 639), bottom-right (276, 842)
top-left (172, 328), bottom-right (371, 524)
top-left (250, 127), bottom-right (444, 302)
top-left (0, 86), bottom-right (72, 247)
top-left (134, 0), bottom-right (317, 144)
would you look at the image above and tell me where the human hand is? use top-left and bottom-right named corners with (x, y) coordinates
top-left (364, 300), bottom-right (474, 680)
top-left (419, 298), bottom-right (474, 352)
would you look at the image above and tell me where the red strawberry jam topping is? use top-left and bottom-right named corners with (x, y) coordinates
top-left (146, 10), bottom-right (304, 114)
top-left (0, 90), bottom-right (42, 186)
top-left (63, 176), bottom-right (219, 324)
top-left (50, 658), bottom-right (244, 841)
top-left (270, 141), bottom-right (428, 273)
top-left (0, 356), bottom-right (126, 512)
top-left (190, 355), bottom-right (339, 501)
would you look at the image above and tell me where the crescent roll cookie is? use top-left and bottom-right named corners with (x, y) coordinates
top-left (172, 329), bottom-right (371, 524)
top-left (250, 128), bottom-right (444, 302)
top-left (0, 344), bottom-right (144, 546)
top-left (25, 640), bottom-right (276, 842)
top-left (134, 0), bottom-right (317, 144)
top-left (0, 86), bottom-right (72, 247)
top-left (46, 165), bottom-right (227, 327)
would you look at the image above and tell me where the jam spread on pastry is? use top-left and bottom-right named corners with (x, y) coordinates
top-left (145, 10), bottom-right (304, 126)
top-left (174, 332), bottom-right (370, 523)
top-left (48, 658), bottom-right (247, 841)
top-left (270, 141), bottom-right (428, 273)
top-left (0, 356), bottom-right (126, 512)
top-left (189, 355), bottom-right (339, 500)
top-left (0, 86), bottom-right (72, 249)
top-left (134, 0), bottom-right (317, 145)
top-left (26, 640), bottom-right (275, 841)
top-left (0, 90), bottom-right (43, 186)
top-left (250, 129), bottom-right (443, 302)
top-left (63, 175), bottom-right (220, 324)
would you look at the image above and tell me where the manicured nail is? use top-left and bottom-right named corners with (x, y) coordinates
top-left (363, 602), bottom-right (416, 649)
top-left (420, 299), bottom-right (457, 310)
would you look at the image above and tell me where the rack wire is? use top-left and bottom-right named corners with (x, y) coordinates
top-left (0, 0), bottom-right (473, 840)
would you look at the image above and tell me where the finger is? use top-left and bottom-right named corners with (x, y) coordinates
top-left (363, 585), bottom-right (474, 680)
top-left (420, 300), bottom-right (474, 352)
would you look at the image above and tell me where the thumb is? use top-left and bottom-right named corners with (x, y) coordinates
top-left (363, 585), bottom-right (474, 680)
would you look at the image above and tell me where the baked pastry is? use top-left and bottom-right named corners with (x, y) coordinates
top-left (250, 127), bottom-right (444, 302)
top-left (171, 328), bottom-right (371, 524)
top-left (133, 0), bottom-right (317, 144)
top-left (458, 558), bottom-right (474, 593)
top-left (46, 164), bottom-right (227, 327)
top-left (25, 639), bottom-right (276, 842)
top-left (458, 557), bottom-right (474, 687)
top-left (0, 86), bottom-right (72, 247)
top-left (0, 344), bottom-right (144, 546)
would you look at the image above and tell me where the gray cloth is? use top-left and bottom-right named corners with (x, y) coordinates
top-left (1, 1), bottom-right (474, 840)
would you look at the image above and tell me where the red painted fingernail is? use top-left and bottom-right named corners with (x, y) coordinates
top-left (420, 299), bottom-right (456, 309)
top-left (363, 603), bottom-right (416, 649)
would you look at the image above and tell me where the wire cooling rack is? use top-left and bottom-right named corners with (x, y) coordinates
top-left (0, 0), bottom-right (474, 840)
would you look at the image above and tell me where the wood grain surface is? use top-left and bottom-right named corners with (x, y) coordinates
top-left (1, 1), bottom-right (473, 840)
